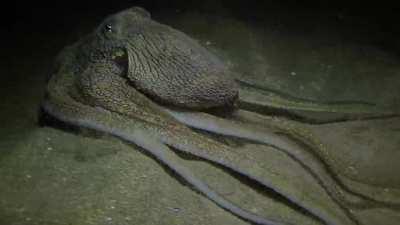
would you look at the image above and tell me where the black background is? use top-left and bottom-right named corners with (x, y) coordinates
top-left (4, 0), bottom-right (400, 58)
top-left (7, 1), bottom-right (400, 33)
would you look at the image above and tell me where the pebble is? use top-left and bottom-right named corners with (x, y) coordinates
top-left (167, 207), bottom-right (181, 213)
top-left (172, 207), bottom-right (181, 213)
top-left (125, 216), bottom-right (132, 221)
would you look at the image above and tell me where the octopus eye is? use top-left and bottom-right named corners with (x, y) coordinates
top-left (105, 24), bottom-right (113, 33)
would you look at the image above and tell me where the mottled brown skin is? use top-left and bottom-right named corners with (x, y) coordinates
top-left (42, 7), bottom-right (372, 225)
top-left (69, 7), bottom-right (238, 110)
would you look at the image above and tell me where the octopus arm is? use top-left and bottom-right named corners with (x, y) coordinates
top-left (164, 107), bottom-right (366, 206)
top-left (163, 108), bottom-right (359, 225)
top-left (42, 95), bottom-right (289, 225)
top-left (71, 64), bottom-right (352, 225)
top-left (236, 78), bottom-right (398, 123)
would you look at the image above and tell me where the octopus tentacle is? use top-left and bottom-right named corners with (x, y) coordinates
top-left (42, 100), bottom-right (290, 225)
top-left (67, 65), bottom-right (354, 225)
top-left (166, 108), bottom-right (398, 209)
top-left (164, 109), bottom-right (362, 223)
top-left (234, 109), bottom-right (400, 209)
top-left (236, 78), bottom-right (377, 108)
top-left (46, 65), bottom-right (303, 225)
top-left (162, 133), bottom-right (356, 225)
top-left (164, 109), bottom-right (351, 202)
top-left (236, 78), bottom-right (399, 124)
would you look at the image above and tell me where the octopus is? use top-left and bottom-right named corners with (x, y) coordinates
top-left (40, 7), bottom-right (398, 225)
